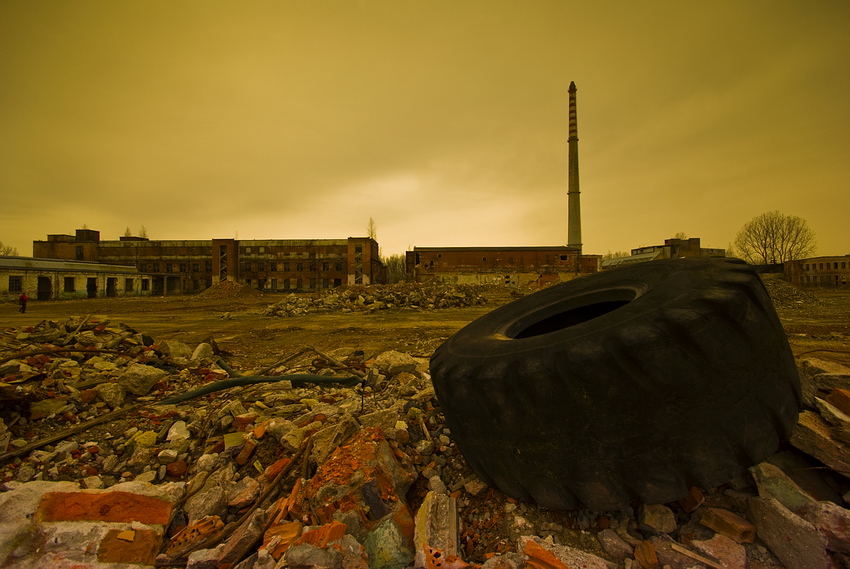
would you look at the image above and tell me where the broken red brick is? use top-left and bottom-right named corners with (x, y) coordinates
top-left (235, 438), bottom-right (258, 465)
top-left (679, 486), bottom-right (705, 513)
top-left (634, 540), bottom-right (659, 569)
top-left (97, 528), bottom-right (162, 565)
top-left (38, 491), bottom-right (172, 525)
top-left (166, 459), bottom-right (188, 478)
top-left (827, 388), bottom-right (850, 416)
top-left (523, 539), bottom-right (571, 569)
top-left (426, 546), bottom-right (469, 569)
top-left (295, 521), bottom-right (347, 548)
top-left (166, 515), bottom-right (224, 557)
top-left (699, 507), bottom-right (756, 544)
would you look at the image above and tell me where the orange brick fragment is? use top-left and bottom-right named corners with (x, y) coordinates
top-left (523, 539), bottom-right (570, 569)
top-left (699, 507), bottom-right (756, 543)
top-left (295, 520), bottom-right (347, 548)
top-left (264, 520), bottom-right (304, 560)
top-left (236, 438), bottom-right (258, 465)
top-left (634, 540), bottom-right (658, 569)
top-left (827, 388), bottom-right (850, 416)
top-left (98, 528), bottom-right (161, 565)
top-left (678, 486), bottom-right (705, 513)
top-left (38, 491), bottom-right (172, 525)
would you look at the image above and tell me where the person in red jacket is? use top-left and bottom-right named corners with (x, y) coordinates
top-left (18, 292), bottom-right (27, 313)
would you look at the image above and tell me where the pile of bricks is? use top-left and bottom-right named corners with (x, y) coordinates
top-left (2, 319), bottom-right (850, 568)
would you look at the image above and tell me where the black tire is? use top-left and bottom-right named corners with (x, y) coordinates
top-left (430, 257), bottom-right (801, 510)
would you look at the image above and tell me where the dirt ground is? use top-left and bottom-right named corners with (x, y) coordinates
top-left (0, 290), bottom-right (511, 370)
top-left (2, 282), bottom-right (849, 369)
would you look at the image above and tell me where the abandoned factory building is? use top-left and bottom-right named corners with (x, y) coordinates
top-left (406, 246), bottom-right (601, 288)
top-left (785, 255), bottom-right (850, 288)
top-left (32, 229), bottom-right (385, 295)
top-left (0, 256), bottom-right (150, 302)
top-left (602, 237), bottom-right (726, 269)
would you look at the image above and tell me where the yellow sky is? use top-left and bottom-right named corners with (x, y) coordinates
top-left (1, 1), bottom-right (848, 258)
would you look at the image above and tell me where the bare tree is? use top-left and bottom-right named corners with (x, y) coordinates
top-left (0, 241), bottom-right (18, 256)
top-left (139, 226), bottom-right (148, 238)
top-left (603, 250), bottom-right (631, 259)
top-left (124, 227), bottom-right (132, 237)
top-left (366, 218), bottom-right (377, 240)
top-left (673, 232), bottom-right (688, 240)
top-left (733, 211), bottom-right (816, 264)
top-left (382, 254), bottom-right (407, 283)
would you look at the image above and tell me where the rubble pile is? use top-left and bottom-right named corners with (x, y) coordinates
top-left (262, 283), bottom-right (488, 318)
top-left (1, 317), bottom-right (850, 568)
top-left (195, 280), bottom-right (266, 300)
top-left (762, 275), bottom-right (821, 309)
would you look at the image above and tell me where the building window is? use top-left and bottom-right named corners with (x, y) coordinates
top-left (309, 262), bottom-right (317, 272)
top-left (271, 278), bottom-right (277, 289)
top-left (64, 277), bottom-right (75, 293)
top-left (335, 262), bottom-right (343, 271)
top-left (141, 279), bottom-right (150, 291)
top-left (283, 262), bottom-right (290, 271)
top-left (9, 276), bottom-right (22, 292)
top-left (820, 263), bottom-right (824, 270)
top-left (805, 264), bottom-right (809, 270)
top-left (270, 262), bottom-right (277, 271)
top-left (166, 264), bottom-right (172, 272)
top-left (322, 262), bottom-right (330, 271)
top-left (75, 246), bottom-right (84, 260)
top-left (835, 263), bottom-right (840, 269)
top-left (205, 261), bottom-right (212, 271)
top-left (560, 255), bottom-right (568, 261)
top-left (296, 262), bottom-right (303, 271)
top-left (153, 263), bottom-right (159, 272)
top-left (258, 262), bottom-right (265, 272)
top-left (124, 278), bottom-right (134, 291)
top-left (284, 279), bottom-right (290, 290)
top-left (843, 262), bottom-right (847, 269)
top-left (192, 263), bottom-right (199, 272)
top-left (246, 247), bottom-right (251, 253)
top-left (246, 279), bottom-right (251, 286)
top-left (180, 263), bottom-right (187, 272)
top-left (259, 247), bottom-right (265, 253)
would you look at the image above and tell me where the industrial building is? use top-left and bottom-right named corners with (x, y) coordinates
top-left (32, 229), bottom-right (385, 295)
top-left (602, 237), bottom-right (726, 269)
top-left (0, 256), bottom-right (149, 302)
top-left (785, 256), bottom-right (850, 287)
top-left (406, 81), bottom-right (601, 288)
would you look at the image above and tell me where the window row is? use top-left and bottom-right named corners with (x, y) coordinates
top-left (245, 278), bottom-right (344, 290)
top-left (243, 261), bottom-right (344, 273)
top-left (139, 262), bottom-right (213, 273)
top-left (804, 261), bottom-right (848, 271)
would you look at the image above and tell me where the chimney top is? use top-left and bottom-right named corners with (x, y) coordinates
top-left (568, 81), bottom-right (576, 93)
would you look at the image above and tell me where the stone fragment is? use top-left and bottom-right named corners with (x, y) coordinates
top-left (118, 363), bottom-right (169, 396)
top-left (747, 495), bottom-right (831, 569)
top-left (414, 490), bottom-right (458, 568)
top-left (796, 500), bottom-right (850, 554)
top-left (185, 463), bottom-right (236, 523)
top-left (167, 420), bottom-right (191, 441)
top-left (218, 507), bottom-right (268, 566)
top-left (0, 481), bottom-right (79, 565)
top-left (186, 544), bottom-right (226, 569)
top-left (481, 552), bottom-right (524, 569)
top-left (191, 342), bottom-right (216, 361)
top-left (827, 388), bottom-right (850, 416)
top-left (790, 410), bottom-right (850, 475)
top-left (95, 381), bottom-right (127, 408)
top-left (750, 461), bottom-right (815, 511)
top-left (374, 351), bottom-right (417, 375)
top-left (638, 503), bottom-right (677, 534)
top-left (597, 528), bottom-right (633, 560)
top-left (691, 534), bottom-right (746, 569)
top-left (159, 339), bottom-right (194, 360)
top-left (228, 476), bottom-right (260, 509)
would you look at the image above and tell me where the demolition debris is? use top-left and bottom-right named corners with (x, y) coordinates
top-left (1, 314), bottom-right (850, 568)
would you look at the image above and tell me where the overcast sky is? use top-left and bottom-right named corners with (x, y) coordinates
top-left (2, 1), bottom-right (848, 258)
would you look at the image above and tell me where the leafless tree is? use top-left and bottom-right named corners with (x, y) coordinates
top-left (603, 250), bottom-right (631, 259)
top-left (124, 227), bottom-right (132, 237)
top-left (139, 226), bottom-right (148, 238)
top-left (366, 218), bottom-right (377, 240)
top-left (733, 210), bottom-right (816, 264)
top-left (0, 241), bottom-right (18, 256)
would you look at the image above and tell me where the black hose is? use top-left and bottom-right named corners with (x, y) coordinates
top-left (159, 374), bottom-right (363, 405)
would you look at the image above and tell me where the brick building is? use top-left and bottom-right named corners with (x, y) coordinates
top-left (33, 229), bottom-right (385, 295)
top-left (1, 256), bottom-right (149, 302)
top-left (785, 255), bottom-right (850, 287)
top-left (405, 246), bottom-right (600, 288)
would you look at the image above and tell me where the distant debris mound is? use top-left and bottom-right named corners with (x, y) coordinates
top-left (761, 274), bottom-right (821, 308)
top-left (263, 282), bottom-right (487, 317)
top-left (194, 279), bottom-right (265, 300)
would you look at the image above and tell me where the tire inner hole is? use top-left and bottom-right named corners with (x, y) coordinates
top-left (512, 299), bottom-right (631, 339)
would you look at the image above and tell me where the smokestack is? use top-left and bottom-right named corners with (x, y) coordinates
top-left (567, 81), bottom-right (582, 251)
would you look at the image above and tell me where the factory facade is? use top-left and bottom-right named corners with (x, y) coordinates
top-left (785, 256), bottom-right (850, 288)
top-left (32, 229), bottom-right (385, 296)
top-left (602, 237), bottom-right (726, 269)
top-left (0, 256), bottom-right (150, 302)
